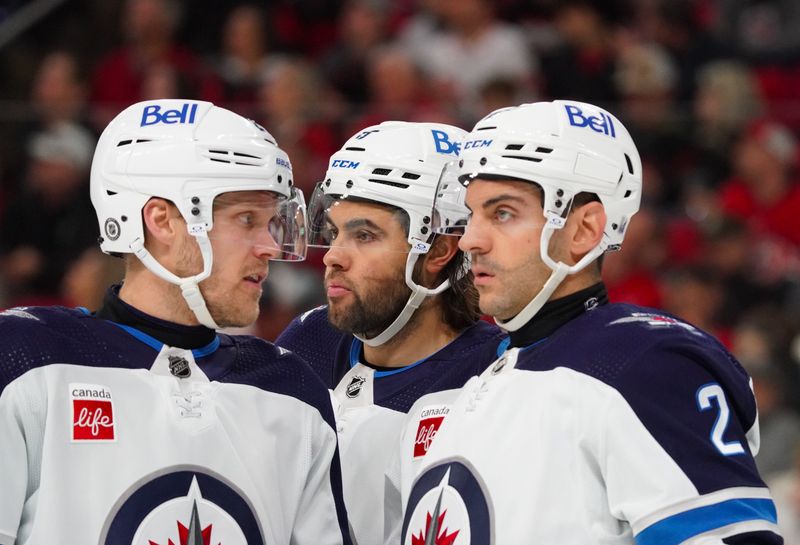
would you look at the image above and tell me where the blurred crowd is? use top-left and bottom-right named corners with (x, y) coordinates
top-left (1, 0), bottom-right (800, 536)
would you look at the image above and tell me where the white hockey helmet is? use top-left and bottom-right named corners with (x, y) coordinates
top-left (434, 100), bottom-right (642, 330)
top-left (90, 99), bottom-right (306, 329)
top-left (307, 121), bottom-right (468, 346)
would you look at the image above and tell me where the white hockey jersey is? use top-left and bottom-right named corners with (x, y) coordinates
top-left (0, 303), bottom-right (350, 545)
top-left (277, 307), bottom-right (504, 545)
top-left (387, 303), bottom-right (782, 545)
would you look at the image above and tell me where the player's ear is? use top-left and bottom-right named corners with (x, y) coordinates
top-left (421, 235), bottom-right (459, 279)
top-left (142, 198), bottom-right (183, 246)
top-left (569, 201), bottom-right (606, 260)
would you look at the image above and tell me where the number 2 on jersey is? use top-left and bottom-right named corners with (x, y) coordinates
top-left (696, 383), bottom-right (745, 456)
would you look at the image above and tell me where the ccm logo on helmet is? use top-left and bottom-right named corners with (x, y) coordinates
top-left (463, 138), bottom-right (493, 150)
top-left (432, 130), bottom-right (461, 155)
top-left (140, 103), bottom-right (199, 127)
top-left (332, 159), bottom-right (360, 169)
top-left (564, 104), bottom-right (616, 137)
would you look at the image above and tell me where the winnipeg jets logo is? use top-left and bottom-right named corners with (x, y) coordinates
top-left (134, 477), bottom-right (246, 544)
top-left (403, 464), bottom-right (472, 545)
top-left (346, 375), bottom-right (367, 398)
top-left (411, 486), bottom-right (460, 545)
top-left (609, 313), bottom-right (703, 335)
top-left (101, 469), bottom-right (264, 545)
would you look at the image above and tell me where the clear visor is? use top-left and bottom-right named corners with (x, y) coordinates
top-left (206, 188), bottom-right (307, 261)
top-left (432, 160), bottom-right (470, 235)
top-left (306, 182), bottom-right (413, 254)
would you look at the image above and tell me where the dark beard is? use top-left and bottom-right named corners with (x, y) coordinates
top-left (328, 279), bottom-right (411, 338)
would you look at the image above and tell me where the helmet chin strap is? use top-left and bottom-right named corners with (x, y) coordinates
top-left (129, 225), bottom-right (220, 330)
top-left (494, 226), bottom-right (606, 332)
top-left (355, 252), bottom-right (451, 347)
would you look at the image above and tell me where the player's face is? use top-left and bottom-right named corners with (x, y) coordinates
top-left (459, 179), bottom-right (567, 320)
top-left (176, 191), bottom-right (282, 328)
top-left (321, 200), bottom-right (412, 337)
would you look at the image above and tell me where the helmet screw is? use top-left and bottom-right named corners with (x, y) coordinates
top-left (612, 223), bottom-right (618, 230)
top-left (97, 236), bottom-right (104, 244)
top-left (191, 207), bottom-right (200, 216)
top-left (121, 215), bottom-right (127, 222)
top-left (191, 196), bottom-right (200, 204)
top-left (556, 189), bottom-right (564, 197)
top-left (555, 200), bottom-right (563, 208)
top-left (325, 178), bottom-right (331, 187)
top-left (346, 180), bottom-right (354, 188)
top-left (459, 159), bottom-right (464, 167)
top-left (288, 179), bottom-right (293, 186)
top-left (421, 226), bottom-right (429, 235)
top-left (423, 216), bottom-right (430, 224)
top-left (479, 157), bottom-right (487, 166)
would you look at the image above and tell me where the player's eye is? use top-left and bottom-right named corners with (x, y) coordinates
top-left (494, 208), bottom-right (514, 223)
top-left (354, 230), bottom-right (376, 243)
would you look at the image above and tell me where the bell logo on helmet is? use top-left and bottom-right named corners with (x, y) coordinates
top-left (140, 103), bottom-right (199, 127)
top-left (431, 130), bottom-right (461, 155)
top-left (276, 157), bottom-right (291, 169)
top-left (331, 159), bottom-right (360, 169)
top-left (564, 104), bottom-right (617, 138)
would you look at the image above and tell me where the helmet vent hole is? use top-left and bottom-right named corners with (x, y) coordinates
top-left (368, 179), bottom-right (409, 189)
top-left (624, 153), bottom-right (634, 175)
top-left (401, 172), bottom-right (420, 180)
top-left (345, 147), bottom-right (365, 151)
top-left (117, 139), bottom-right (133, 147)
top-left (106, 190), bottom-right (117, 196)
top-left (372, 167), bottom-right (392, 176)
top-left (501, 155), bottom-right (541, 163)
top-left (505, 144), bottom-right (524, 151)
top-left (476, 126), bottom-right (496, 131)
top-left (210, 158), bottom-right (230, 164)
top-left (535, 147), bottom-right (553, 154)
top-left (624, 190), bottom-right (632, 198)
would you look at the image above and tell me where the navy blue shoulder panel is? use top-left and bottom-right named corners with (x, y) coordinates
top-left (219, 334), bottom-right (337, 430)
top-left (515, 303), bottom-right (764, 493)
top-left (375, 320), bottom-right (506, 413)
top-left (0, 306), bottom-right (155, 395)
top-left (275, 306), bottom-right (350, 388)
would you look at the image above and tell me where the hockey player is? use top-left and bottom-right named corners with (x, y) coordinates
top-left (276, 122), bottom-right (504, 545)
top-left (0, 100), bottom-right (350, 544)
top-left (388, 101), bottom-right (783, 544)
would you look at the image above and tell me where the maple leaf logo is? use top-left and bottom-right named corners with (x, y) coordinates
top-left (148, 499), bottom-right (220, 545)
top-left (411, 510), bottom-right (460, 545)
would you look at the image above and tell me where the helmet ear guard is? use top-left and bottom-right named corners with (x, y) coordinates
top-left (453, 100), bottom-right (643, 331)
top-left (90, 99), bottom-right (306, 329)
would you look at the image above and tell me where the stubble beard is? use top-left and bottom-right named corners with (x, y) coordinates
top-left (174, 238), bottom-right (261, 329)
top-left (327, 272), bottom-right (411, 339)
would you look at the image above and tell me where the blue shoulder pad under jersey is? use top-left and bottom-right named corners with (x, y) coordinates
top-left (223, 334), bottom-right (338, 431)
top-left (371, 319), bottom-right (507, 413)
top-left (0, 306), bottom-right (151, 395)
top-left (276, 306), bottom-right (351, 388)
top-left (515, 303), bottom-right (764, 494)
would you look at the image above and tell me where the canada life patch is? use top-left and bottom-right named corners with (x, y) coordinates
top-left (70, 382), bottom-right (115, 442)
top-left (414, 405), bottom-right (449, 458)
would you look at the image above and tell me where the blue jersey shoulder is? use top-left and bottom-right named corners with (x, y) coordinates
top-left (374, 320), bottom-right (506, 413)
top-left (515, 303), bottom-right (763, 493)
top-left (226, 333), bottom-right (337, 429)
top-left (275, 305), bottom-right (350, 388)
top-left (0, 305), bottom-right (137, 394)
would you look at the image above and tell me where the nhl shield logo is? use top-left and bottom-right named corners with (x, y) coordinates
top-left (168, 355), bottom-right (191, 378)
top-left (345, 375), bottom-right (367, 398)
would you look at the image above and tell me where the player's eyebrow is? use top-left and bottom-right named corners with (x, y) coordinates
top-left (341, 217), bottom-right (386, 235)
top-left (478, 194), bottom-right (527, 210)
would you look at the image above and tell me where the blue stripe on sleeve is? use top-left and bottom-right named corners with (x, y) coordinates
top-left (636, 498), bottom-right (777, 545)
